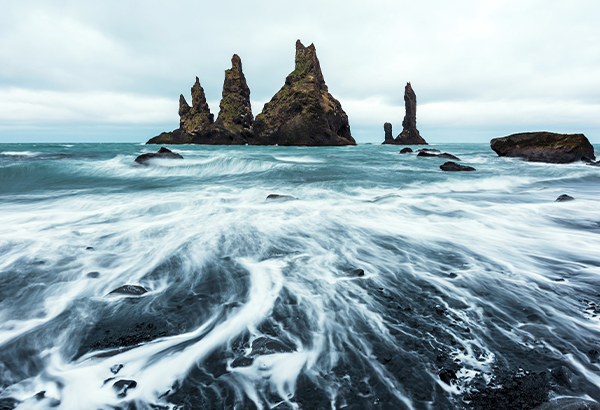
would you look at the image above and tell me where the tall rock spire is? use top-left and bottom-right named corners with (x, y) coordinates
top-left (215, 54), bottom-right (253, 131)
top-left (252, 40), bottom-right (355, 146)
top-left (395, 82), bottom-right (427, 145)
top-left (179, 77), bottom-right (214, 135)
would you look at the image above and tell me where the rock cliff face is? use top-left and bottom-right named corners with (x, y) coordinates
top-left (490, 132), bottom-right (595, 163)
top-left (147, 56), bottom-right (253, 145)
top-left (251, 40), bottom-right (355, 146)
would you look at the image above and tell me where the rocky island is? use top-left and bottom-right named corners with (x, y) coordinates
top-left (383, 82), bottom-right (427, 145)
top-left (147, 41), bottom-right (355, 146)
top-left (148, 54), bottom-right (253, 145)
top-left (490, 132), bottom-right (595, 163)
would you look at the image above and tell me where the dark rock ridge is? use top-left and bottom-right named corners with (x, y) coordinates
top-left (440, 161), bottom-right (475, 172)
top-left (252, 40), bottom-right (355, 146)
top-left (417, 151), bottom-right (460, 160)
top-left (148, 55), bottom-right (254, 145)
top-left (490, 132), bottom-right (595, 163)
top-left (148, 41), bottom-right (355, 146)
top-left (383, 83), bottom-right (428, 145)
top-left (134, 147), bottom-right (183, 165)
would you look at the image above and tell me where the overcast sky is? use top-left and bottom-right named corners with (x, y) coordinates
top-left (1, 0), bottom-right (599, 143)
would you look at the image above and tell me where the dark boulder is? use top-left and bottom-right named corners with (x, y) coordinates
top-left (108, 285), bottom-right (148, 296)
top-left (252, 40), bottom-right (355, 146)
top-left (438, 153), bottom-right (460, 160)
top-left (383, 122), bottom-right (394, 144)
top-left (134, 147), bottom-right (183, 165)
top-left (417, 151), bottom-right (438, 157)
top-left (399, 147), bottom-right (413, 154)
top-left (440, 161), bottom-right (475, 172)
top-left (416, 148), bottom-right (440, 153)
top-left (556, 194), bottom-right (574, 202)
top-left (266, 194), bottom-right (297, 201)
top-left (112, 379), bottom-right (137, 398)
top-left (490, 132), bottom-right (595, 163)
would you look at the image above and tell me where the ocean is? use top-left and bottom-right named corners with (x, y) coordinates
top-left (0, 142), bottom-right (599, 409)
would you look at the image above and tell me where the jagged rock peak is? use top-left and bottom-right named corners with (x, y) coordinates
top-left (383, 122), bottom-right (393, 144)
top-left (395, 82), bottom-right (427, 145)
top-left (178, 94), bottom-right (190, 117)
top-left (251, 39), bottom-right (355, 146)
top-left (402, 82), bottom-right (417, 130)
top-left (284, 40), bottom-right (326, 90)
top-left (216, 54), bottom-right (253, 130)
top-left (191, 77), bottom-right (211, 116)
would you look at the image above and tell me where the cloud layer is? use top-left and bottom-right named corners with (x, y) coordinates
top-left (1, 0), bottom-right (599, 142)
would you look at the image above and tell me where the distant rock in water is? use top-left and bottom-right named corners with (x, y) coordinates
top-left (252, 40), bottom-right (356, 146)
top-left (440, 161), bottom-right (475, 172)
top-left (148, 55), bottom-right (254, 145)
top-left (383, 83), bottom-right (427, 145)
top-left (384, 122), bottom-right (394, 144)
top-left (108, 285), bottom-right (148, 296)
top-left (134, 147), bottom-right (184, 165)
top-left (399, 147), bottom-right (413, 154)
top-left (555, 194), bottom-right (574, 202)
top-left (417, 151), bottom-right (461, 160)
top-left (266, 194), bottom-right (297, 201)
top-left (490, 132), bottom-right (595, 163)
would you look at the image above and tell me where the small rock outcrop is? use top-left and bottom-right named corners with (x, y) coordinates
top-left (556, 194), bottom-right (574, 202)
top-left (417, 151), bottom-right (460, 160)
top-left (134, 147), bottom-right (184, 165)
top-left (251, 40), bottom-right (355, 146)
top-left (490, 132), bottom-right (595, 163)
top-left (108, 285), bottom-right (148, 296)
top-left (384, 122), bottom-right (394, 144)
top-left (384, 83), bottom-right (428, 145)
top-left (148, 56), bottom-right (254, 145)
top-left (399, 147), bottom-right (413, 154)
top-left (440, 161), bottom-right (475, 172)
top-left (266, 194), bottom-right (297, 201)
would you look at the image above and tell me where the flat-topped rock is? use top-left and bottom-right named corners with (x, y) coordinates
top-left (491, 132), bottom-right (595, 163)
top-left (251, 40), bottom-right (355, 146)
top-left (440, 161), bottom-right (475, 172)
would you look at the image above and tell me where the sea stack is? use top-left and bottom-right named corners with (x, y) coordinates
top-left (383, 83), bottom-right (427, 145)
top-left (384, 122), bottom-right (394, 144)
top-left (147, 55), bottom-right (253, 145)
top-left (395, 83), bottom-right (427, 145)
top-left (490, 132), bottom-right (595, 163)
top-left (251, 40), bottom-right (355, 146)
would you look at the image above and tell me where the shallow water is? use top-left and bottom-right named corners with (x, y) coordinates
top-left (0, 142), bottom-right (599, 409)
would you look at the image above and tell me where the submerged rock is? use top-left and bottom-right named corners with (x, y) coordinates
top-left (438, 153), bottom-right (460, 160)
top-left (399, 147), bottom-right (413, 154)
top-left (266, 194), bottom-right (297, 201)
top-left (384, 122), bottom-right (394, 144)
top-left (252, 40), bottom-right (355, 146)
top-left (556, 194), bottom-right (575, 202)
top-left (112, 379), bottom-right (137, 398)
top-left (440, 161), bottom-right (475, 172)
top-left (134, 147), bottom-right (183, 165)
top-left (490, 132), bottom-right (595, 163)
top-left (108, 285), bottom-right (148, 296)
top-left (417, 151), bottom-right (460, 160)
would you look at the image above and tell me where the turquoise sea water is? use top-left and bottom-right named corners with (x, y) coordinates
top-left (0, 143), bottom-right (599, 409)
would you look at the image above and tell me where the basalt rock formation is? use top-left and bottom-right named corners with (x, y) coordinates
top-left (147, 55), bottom-right (253, 145)
top-left (490, 132), bottom-right (595, 163)
top-left (251, 40), bottom-right (355, 146)
top-left (384, 122), bottom-right (394, 144)
top-left (383, 83), bottom-right (427, 145)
